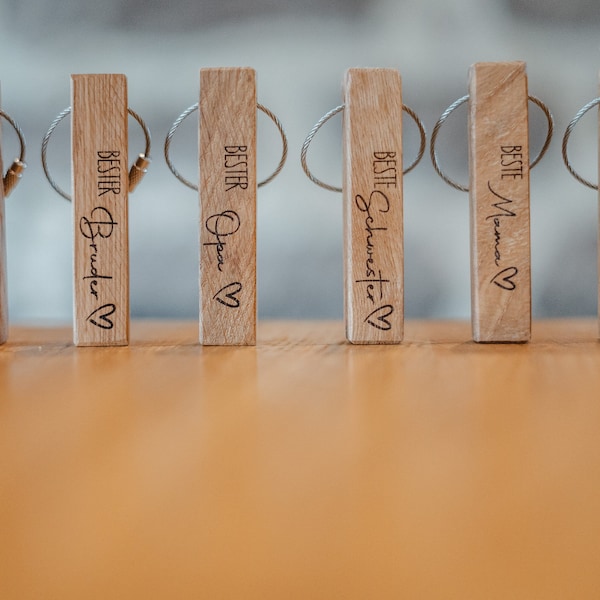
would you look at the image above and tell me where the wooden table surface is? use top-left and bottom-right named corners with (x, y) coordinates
top-left (1, 320), bottom-right (600, 599)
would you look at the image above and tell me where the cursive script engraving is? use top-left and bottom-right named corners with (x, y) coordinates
top-left (86, 303), bottom-right (116, 329)
top-left (486, 181), bottom-right (517, 268)
top-left (213, 282), bottom-right (242, 308)
top-left (355, 190), bottom-right (390, 282)
top-left (204, 210), bottom-right (241, 272)
top-left (355, 270), bottom-right (391, 304)
top-left (80, 206), bottom-right (117, 241)
top-left (353, 151), bottom-right (400, 331)
top-left (491, 266), bottom-right (518, 291)
top-left (80, 206), bottom-right (116, 299)
top-left (364, 304), bottom-right (394, 331)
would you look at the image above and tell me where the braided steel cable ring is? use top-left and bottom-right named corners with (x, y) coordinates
top-left (41, 106), bottom-right (152, 201)
top-left (164, 102), bottom-right (288, 191)
top-left (562, 97), bottom-right (600, 191)
top-left (430, 94), bottom-right (554, 193)
top-left (300, 103), bottom-right (427, 193)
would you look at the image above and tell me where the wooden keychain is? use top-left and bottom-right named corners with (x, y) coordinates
top-left (301, 67), bottom-right (426, 344)
top-left (165, 67), bottom-right (288, 346)
top-left (431, 61), bottom-right (553, 343)
top-left (41, 74), bottom-right (151, 347)
top-left (562, 77), bottom-right (600, 337)
top-left (0, 99), bottom-right (27, 344)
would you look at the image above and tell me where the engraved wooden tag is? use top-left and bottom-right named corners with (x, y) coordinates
top-left (199, 68), bottom-right (256, 345)
top-left (342, 68), bottom-right (404, 344)
top-left (72, 74), bottom-right (129, 346)
top-left (0, 90), bottom-right (7, 344)
top-left (468, 61), bottom-right (530, 343)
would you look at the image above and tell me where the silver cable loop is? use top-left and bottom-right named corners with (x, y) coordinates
top-left (529, 96), bottom-right (554, 169)
top-left (429, 95), bottom-right (469, 192)
top-left (164, 102), bottom-right (198, 191)
top-left (562, 97), bottom-right (600, 191)
top-left (164, 102), bottom-right (288, 191)
top-left (256, 103), bottom-right (288, 187)
top-left (300, 103), bottom-right (426, 193)
top-left (300, 104), bottom-right (344, 193)
top-left (41, 106), bottom-right (152, 201)
top-left (430, 94), bottom-right (554, 193)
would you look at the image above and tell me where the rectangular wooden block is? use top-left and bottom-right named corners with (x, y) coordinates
top-left (199, 67), bottom-right (256, 345)
top-left (342, 68), bottom-right (404, 344)
top-left (72, 74), bottom-right (129, 346)
top-left (0, 89), bottom-right (7, 344)
top-left (468, 61), bottom-right (531, 342)
top-left (598, 73), bottom-right (600, 339)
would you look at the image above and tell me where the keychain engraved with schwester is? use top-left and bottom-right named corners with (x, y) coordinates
top-left (301, 68), bottom-right (426, 344)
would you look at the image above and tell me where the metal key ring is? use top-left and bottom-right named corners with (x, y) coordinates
top-left (1, 110), bottom-right (27, 198)
top-left (41, 106), bottom-right (152, 201)
top-left (300, 103), bottom-right (427, 193)
top-left (164, 102), bottom-right (288, 191)
top-left (430, 94), bottom-right (554, 192)
top-left (562, 97), bottom-right (600, 191)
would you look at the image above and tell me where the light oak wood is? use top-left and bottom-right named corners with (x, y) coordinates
top-left (199, 68), bottom-right (256, 345)
top-left (0, 88), bottom-right (6, 344)
top-left (2, 319), bottom-right (600, 600)
top-left (343, 68), bottom-right (403, 344)
top-left (468, 62), bottom-right (530, 342)
top-left (71, 74), bottom-right (129, 346)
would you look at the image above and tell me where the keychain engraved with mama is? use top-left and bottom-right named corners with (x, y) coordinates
top-left (431, 61), bottom-right (553, 343)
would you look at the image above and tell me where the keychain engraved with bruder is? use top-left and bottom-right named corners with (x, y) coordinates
top-left (431, 61), bottom-right (554, 343)
top-left (165, 67), bottom-right (288, 346)
top-left (42, 74), bottom-right (152, 346)
top-left (301, 68), bottom-right (427, 344)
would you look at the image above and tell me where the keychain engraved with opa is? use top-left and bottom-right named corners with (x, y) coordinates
top-left (430, 61), bottom-right (553, 343)
top-left (165, 67), bottom-right (288, 346)
top-left (0, 99), bottom-right (27, 344)
top-left (301, 67), bottom-right (426, 344)
top-left (41, 74), bottom-right (152, 347)
top-left (562, 75), bottom-right (600, 337)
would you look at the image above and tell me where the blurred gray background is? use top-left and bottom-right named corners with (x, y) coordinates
top-left (1, 0), bottom-right (599, 322)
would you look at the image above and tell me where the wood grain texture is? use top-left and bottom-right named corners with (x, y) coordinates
top-left (2, 319), bottom-right (600, 600)
top-left (0, 89), bottom-right (7, 344)
top-left (71, 74), bottom-right (129, 346)
top-left (199, 68), bottom-right (256, 345)
top-left (468, 62), bottom-right (530, 343)
top-left (343, 68), bottom-right (403, 344)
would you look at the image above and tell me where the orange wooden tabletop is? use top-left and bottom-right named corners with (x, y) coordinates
top-left (1, 320), bottom-right (599, 599)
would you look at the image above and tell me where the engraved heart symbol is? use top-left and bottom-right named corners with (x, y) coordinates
top-left (491, 266), bottom-right (518, 291)
top-left (213, 282), bottom-right (242, 308)
top-left (87, 303), bottom-right (116, 329)
top-left (365, 304), bottom-right (394, 331)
